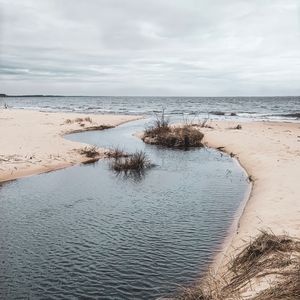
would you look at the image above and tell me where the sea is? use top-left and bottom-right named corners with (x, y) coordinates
top-left (1, 95), bottom-right (300, 120)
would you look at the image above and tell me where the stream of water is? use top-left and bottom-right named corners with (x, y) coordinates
top-left (0, 119), bottom-right (248, 299)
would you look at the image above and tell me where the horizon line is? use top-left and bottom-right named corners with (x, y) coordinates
top-left (1, 94), bottom-right (300, 98)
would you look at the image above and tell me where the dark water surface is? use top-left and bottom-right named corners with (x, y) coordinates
top-left (2, 95), bottom-right (300, 121)
top-left (0, 119), bottom-right (248, 299)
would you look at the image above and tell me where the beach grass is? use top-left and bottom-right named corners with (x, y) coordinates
top-left (143, 111), bottom-right (204, 148)
top-left (105, 147), bottom-right (128, 159)
top-left (79, 145), bottom-right (100, 158)
top-left (175, 230), bottom-right (300, 300)
top-left (110, 150), bottom-right (151, 172)
top-left (143, 124), bottom-right (204, 148)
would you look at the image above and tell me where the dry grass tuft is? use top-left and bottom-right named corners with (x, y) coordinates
top-left (174, 231), bottom-right (300, 300)
top-left (176, 284), bottom-right (217, 300)
top-left (227, 231), bottom-right (300, 292)
top-left (176, 288), bottom-right (212, 300)
top-left (143, 110), bottom-right (204, 148)
top-left (232, 231), bottom-right (299, 271)
top-left (110, 151), bottom-right (151, 172)
top-left (142, 110), bottom-right (204, 148)
top-left (251, 265), bottom-right (300, 300)
top-left (85, 117), bottom-right (93, 123)
top-left (143, 124), bottom-right (204, 148)
top-left (75, 117), bottom-right (84, 123)
top-left (145, 109), bottom-right (171, 136)
top-left (199, 119), bottom-right (214, 129)
top-left (79, 146), bottom-right (100, 158)
top-left (64, 117), bottom-right (92, 124)
top-left (69, 125), bottom-right (112, 134)
top-left (105, 147), bottom-right (128, 159)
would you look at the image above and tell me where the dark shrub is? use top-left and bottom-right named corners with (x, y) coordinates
top-left (143, 124), bottom-right (204, 148)
top-left (110, 151), bottom-right (151, 172)
top-left (79, 146), bottom-right (99, 158)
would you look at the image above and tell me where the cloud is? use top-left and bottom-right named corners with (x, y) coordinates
top-left (0, 0), bottom-right (299, 95)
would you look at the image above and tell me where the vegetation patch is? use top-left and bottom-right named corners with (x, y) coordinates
top-left (64, 116), bottom-right (93, 124)
top-left (142, 110), bottom-right (207, 148)
top-left (105, 147), bottom-right (128, 159)
top-left (84, 117), bottom-right (93, 123)
top-left (143, 124), bottom-right (204, 148)
top-left (198, 118), bottom-right (214, 129)
top-left (110, 150), bottom-right (151, 172)
top-left (143, 111), bottom-right (204, 148)
top-left (175, 230), bottom-right (300, 300)
top-left (75, 117), bottom-right (84, 123)
top-left (70, 125), bottom-right (112, 134)
top-left (79, 146), bottom-right (100, 158)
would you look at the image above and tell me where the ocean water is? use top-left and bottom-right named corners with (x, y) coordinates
top-left (0, 119), bottom-right (249, 300)
top-left (1, 95), bottom-right (300, 120)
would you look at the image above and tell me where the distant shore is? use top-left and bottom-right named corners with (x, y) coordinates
top-left (0, 109), bottom-right (141, 182)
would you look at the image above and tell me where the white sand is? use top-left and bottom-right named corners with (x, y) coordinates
top-left (0, 109), bottom-right (141, 182)
top-left (1, 110), bottom-right (299, 297)
top-left (201, 120), bottom-right (300, 263)
top-left (2, 112), bottom-right (299, 250)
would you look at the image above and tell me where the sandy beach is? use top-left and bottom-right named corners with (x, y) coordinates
top-left (1, 109), bottom-right (299, 298)
top-left (201, 120), bottom-right (300, 264)
top-left (0, 109), bottom-right (141, 182)
top-left (2, 1), bottom-right (299, 298)
top-left (2, 110), bottom-right (299, 246)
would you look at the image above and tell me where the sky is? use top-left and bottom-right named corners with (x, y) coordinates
top-left (0, 0), bottom-right (300, 96)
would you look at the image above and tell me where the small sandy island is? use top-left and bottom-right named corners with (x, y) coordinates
top-left (0, 109), bottom-right (141, 182)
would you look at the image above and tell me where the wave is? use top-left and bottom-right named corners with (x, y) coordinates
top-left (209, 111), bottom-right (238, 116)
top-left (274, 112), bottom-right (300, 119)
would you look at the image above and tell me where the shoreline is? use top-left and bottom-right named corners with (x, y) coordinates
top-left (0, 109), bottom-right (142, 183)
top-left (200, 120), bottom-right (300, 273)
top-left (1, 109), bottom-right (299, 297)
top-left (210, 155), bottom-right (253, 274)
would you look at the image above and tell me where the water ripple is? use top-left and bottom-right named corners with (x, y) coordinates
top-left (0, 119), bottom-right (248, 299)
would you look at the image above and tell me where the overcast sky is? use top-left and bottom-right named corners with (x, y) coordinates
top-left (0, 0), bottom-right (300, 96)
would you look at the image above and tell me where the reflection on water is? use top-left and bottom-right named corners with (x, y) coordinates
top-left (112, 168), bottom-right (150, 182)
top-left (0, 119), bottom-right (248, 299)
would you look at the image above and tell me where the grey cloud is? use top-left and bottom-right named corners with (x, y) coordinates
top-left (0, 0), bottom-right (300, 95)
